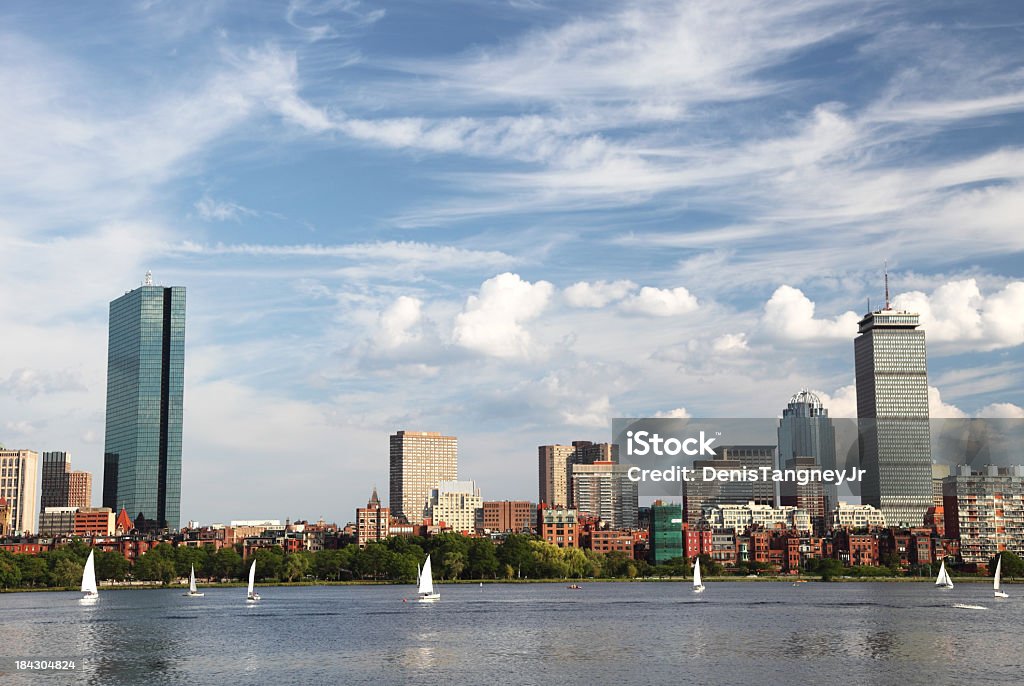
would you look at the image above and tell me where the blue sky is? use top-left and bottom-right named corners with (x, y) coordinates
top-left (2, 0), bottom-right (1023, 524)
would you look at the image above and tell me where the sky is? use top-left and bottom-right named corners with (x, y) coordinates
top-left (1, 0), bottom-right (1023, 525)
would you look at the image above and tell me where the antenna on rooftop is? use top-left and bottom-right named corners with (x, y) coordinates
top-left (884, 261), bottom-right (890, 310)
top-left (144, 270), bottom-right (153, 286)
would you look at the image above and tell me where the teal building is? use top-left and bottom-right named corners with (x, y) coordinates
top-left (649, 502), bottom-right (684, 564)
top-left (102, 273), bottom-right (185, 531)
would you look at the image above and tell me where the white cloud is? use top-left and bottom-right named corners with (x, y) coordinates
top-left (893, 279), bottom-right (1024, 351)
top-left (929, 386), bottom-right (967, 418)
top-left (451, 273), bottom-right (554, 358)
top-left (563, 279), bottom-right (636, 308)
top-left (2, 368), bottom-right (87, 400)
top-left (712, 333), bottom-right (748, 354)
top-left (976, 403), bottom-right (1024, 419)
top-left (620, 286), bottom-right (698, 317)
top-left (373, 296), bottom-right (423, 349)
top-left (195, 194), bottom-right (257, 222)
top-left (762, 285), bottom-right (860, 341)
top-left (814, 384), bottom-right (858, 418)
top-left (654, 407), bottom-right (691, 419)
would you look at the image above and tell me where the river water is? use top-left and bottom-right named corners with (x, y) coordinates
top-left (1, 581), bottom-right (1019, 685)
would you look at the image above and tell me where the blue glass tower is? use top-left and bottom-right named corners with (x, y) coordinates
top-left (102, 272), bottom-right (185, 531)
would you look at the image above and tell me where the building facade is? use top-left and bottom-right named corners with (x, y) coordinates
top-left (41, 452), bottom-right (92, 511)
top-left (0, 449), bottom-right (39, 534)
top-left (683, 445), bottom-right (776, 525)
top-left (538, 441), bottom-right (618, 508)
top-left (830, 502), bottom-right (887, 530)
top-left (481, 500), bottom-right (535, 533)
top-left (538, 505), bottom-right (579, 548)
top-left (389, 430), bottom-right (457, 522)
top-left (943, 465), bottom-right (1024, 564)
top-left (704, 501), bottom-right (811, 533)
top-left (854, 303), bottom-right (932, 527)
top-left (356, 488), bottom-right (390, 548)
top-left (102, 273), bottom-right (185, 531)
top-left (779, 455), bottom-right (828, 533)
top-left (571, 461), bottom-right (639, 529)
top-left (427, 480), bottom-right (482, 534)
top-left (649, 501), bottom-right (684, 564)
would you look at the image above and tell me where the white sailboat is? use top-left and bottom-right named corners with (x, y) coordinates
top-left (994, 555), bottom-right (1009, 598)
top-left (246, 560), bottom-right (260, 602)
top-left (692, 557), bottom-right (705, 593)
top-left (80, 549), bottom-right (98, 602)
top-left (935, 560), bottom-right (954, 589)
top-left (417, 555), bottom-right (440, 602)
top-left (184, 564), bottom-right (205, 597)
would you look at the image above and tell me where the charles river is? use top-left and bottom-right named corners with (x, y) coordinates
top-left (1, 582), bottom-right (1020, 685)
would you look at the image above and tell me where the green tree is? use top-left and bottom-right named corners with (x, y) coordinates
top-left (354, 543), bottom-right (390, 580)
top-left (497, 534), bottom-right (535, 578)
top-left (442, 551), bottom-right (466, 580)
top-left (15, 554), bottom-right (48, 587)
top-left (989, 552), bottom-right (1024, 579)
top-left (210, 547), bottom-right (243, 580)
top-left (282, 551), bottom-right (313, 582)
top-left (0, 554), bottom-right (22, 588)
top-left (134, 548), bottom-right (177, 584)
top-left (95, 551), bottom-right (130, 581)
top-left (252, 547), bottom-right (286, 581)
top-left (466, 539), bottom-right (499, 579)
top-left (48, 557), bottom-right (83, 587)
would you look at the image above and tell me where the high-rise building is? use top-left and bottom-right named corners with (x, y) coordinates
top-left (0, 449), bottom-right (40, 534)
top-left (649, 501), bottom-right (684, 564)
top-left (779, 455), bottom-right (828, 534)
top-left (778, 390), bottom-right (838, 515)
top-left (943, 465), bottom-right (1024, 564)
top-left (41, 451), bottom-right (92, 511)
top-left (427, 480), bottom-right (482, 534)
top-left (538, 440), bottom-right (619, 508)
top-left (854, 286), bottom-right (932, 527)
top-left (571, 461), bottom-right (639, 529)
top-left (102, 273), bottom-right (186, 531)
top-left (389, 430), bottom-right (457, 522)
top-left (683, 445), bottom-right (776, 525)
top-left (356, 487), bottom-right (390, 548)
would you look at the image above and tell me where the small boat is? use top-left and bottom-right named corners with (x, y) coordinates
top-left (935, 560), bottom-right (954, 589)
top-left (567, 584), bottom-right (583, 590)
top-left (952, 603), bottom-right (988, 610)
top-left (246, 560), bottom-right (260, 602)
top-left (994, 554), bottom-right (1009, 599)
top-left (80, 549), bottom-right (98, 603)
top-left (184, 564), bottom-right (205, 597)
top-left (417, 555), bottom-right (440, 602)
top-left (693, 558), bottom-right (705, 593)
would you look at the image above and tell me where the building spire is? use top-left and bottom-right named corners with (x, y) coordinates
top-left (884, 261), bottom-right (890, 310)
top-left (144, 270), bottom-right (153, 286)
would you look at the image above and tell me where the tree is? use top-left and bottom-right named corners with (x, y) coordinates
top-left (466, 539), bottom-right (499, 579)
top-left (48, 557), bottom-right (83, 587)
top-left (15, 554), bottom-right (48, 587)
top-left (134, 548), bottom-right (177, 584)
top-left (282, 551), bottom-right (312, 582)
top-left (497, 534), bottom-right (535, 578)
top-left (442, 551), bottom-right (466, 580)
top-left (989, 552), bottom-right (1024, 579)
top-left (210, 547), bottom-right (243, 581)
top-left (252, 547), bottom-right (286, 581)
top-left (96, 551), bottom-right (130, 581)
top-left (0, 555), bottom-right (22, 589)
top-left (354, 543), bottom-right (389, 580)
top-left (806, 558), bottom-right (845, 581)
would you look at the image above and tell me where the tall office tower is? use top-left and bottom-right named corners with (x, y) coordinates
top-left (40, 451), bottom-right (71, 509)
top-left (778, 390), bottom-right (838, 523)
top-left (0, 449), bottom-right (40, 534)
top-left (571, 461), bottom-right (639, 529)
top-left (41, 452), bottom-right (93, 510)
top-left (538, 440), bottom-right (619, 508)
top-left (389, 430), bottom-right (457, 522)
top-left (683, 445), bottom-right (776, 525)
top-left (855, 278), bottom-right (932, 527)
top-left (102, 272), bottom-right (186, 531)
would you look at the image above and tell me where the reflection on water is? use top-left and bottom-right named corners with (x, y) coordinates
top-left (0, 583), bottom-right (1020, 685)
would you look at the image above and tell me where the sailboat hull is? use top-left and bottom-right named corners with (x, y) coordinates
top-left (417, 593), bottom-right (440, 602)
top-left (184, 592), bottom-right (205, 597)
top-left (994, 591), bottom-right (1009, 598)
top-left (692, 586), bottom-right (705, 593)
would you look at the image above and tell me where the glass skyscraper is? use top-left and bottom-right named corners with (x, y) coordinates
top-left (778, 390), bottom-right (837, 528)
top-left (102, 273), bottom-right (185, 531)
top-left (855, 306), bottom-right (932, 527)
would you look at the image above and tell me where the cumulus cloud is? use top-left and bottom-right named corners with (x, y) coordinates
top-left (2, 368), bottom-right (87, 399)
top-left (654, 407), bottom-right (691, 419)
top-left (373, 296), bottom-right (423, 349)
top-left (620, 286), bottom-right (698, 317)
top-left (762, 285), bottom-right (860, 341)
top-left (814, 384), bottom-right (858, 418)
top-left (712, 333), bottom-right (748, 353)
top-left (976, 402), bottom-right (1024, 419)
top-left (893, 279), bottom-right (1024, 351)
top-left (452, 273), bottom-right (554, 358)
top-left (928, 386), bottom-right (967, 418)
top-left (563, 279), bottom-right (637, 308)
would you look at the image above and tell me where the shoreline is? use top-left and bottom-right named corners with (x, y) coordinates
top-left (1, 575), bottom-right (1009, 593)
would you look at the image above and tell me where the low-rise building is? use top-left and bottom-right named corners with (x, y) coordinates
top-left (538, 504), bottom-right (579, 548)
top-left (830, 502), bottom-right (886, 530)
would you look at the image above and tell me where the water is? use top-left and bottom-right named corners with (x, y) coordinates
top-left (1, 582), bottom-right (1020, 685)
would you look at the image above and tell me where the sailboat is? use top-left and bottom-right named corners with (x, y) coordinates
top-left (184, 564), bottom-right (204, 597)
top-left (80, 549), bottom-right (98, 602)
top-left (994, 555), bottom-right (1009, 598)
top-left (935, 560), bottom-right (954, 589)
top-left (417, 555), bottom-right (440, 602)
top-left (246, 560), bottom-right (260, 602)
top-left (692, 557), bottom-right (705, 593)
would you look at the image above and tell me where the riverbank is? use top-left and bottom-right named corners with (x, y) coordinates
top-left (2, 577), bottom-right (1007, 593)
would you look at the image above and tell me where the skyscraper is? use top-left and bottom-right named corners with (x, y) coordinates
top-left (571, 461), bottom-right (639, 529)
top-left (538, 440), bottom-right (619, 508)
top-left (683, 445), bottom-right (776, 525)
top-left (41, 451), bottom-right (92, 510)
top-left (389, 430), bottom-right (457, 522)
top-left (0, 449), bottom-right (40, 534)
top-left (778, 390), bottom-right (837, 531)
top-left (854, 280), bottom-right (932, 527)
top-left (102, 272), bottom-right (185, 531)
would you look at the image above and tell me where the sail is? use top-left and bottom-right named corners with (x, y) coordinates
top-left (81, 550), bottom-right (98, 595)
top-left (248, 560), bottom-right (257, 596)
top-left (936, 560), bottom-right (953, 588)
top-left (189, 565), bottom-right (197, 593)
top-left (994, 555), bottom-right (1002, 591)
top-left (693, 558), bottom-right (702, 588)
top-left (418, 555), bottom-right (434, 595)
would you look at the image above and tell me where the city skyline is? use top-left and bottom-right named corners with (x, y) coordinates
top-left (1, 2), bottom-right (1023, 522)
